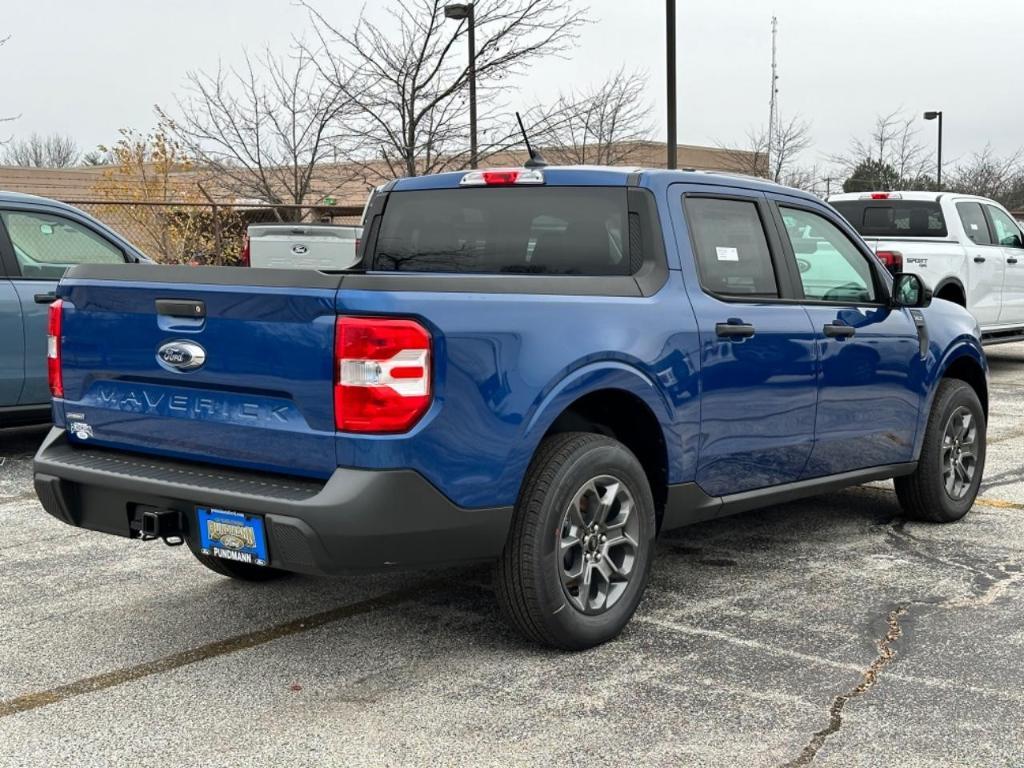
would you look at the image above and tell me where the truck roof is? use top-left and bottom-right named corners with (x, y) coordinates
top-left (0, 189), bottom-right (89, 212)
top-left (829, 191), bottom-right (944, 202)
top-left (391, 165), bottom-right (822, 203)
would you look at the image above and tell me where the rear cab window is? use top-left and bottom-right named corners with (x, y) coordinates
top-left (831, 199), bottom-right (947, 238)
top-left (372, 188), bottom-right (628, 275)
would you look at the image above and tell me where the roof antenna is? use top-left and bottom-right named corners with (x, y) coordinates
top-left (516, 111), bottom-right (548, 168)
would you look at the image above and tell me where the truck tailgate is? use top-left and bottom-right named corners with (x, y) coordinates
top-left (56, 265), bottom-right (342, 478)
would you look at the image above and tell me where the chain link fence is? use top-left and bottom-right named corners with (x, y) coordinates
top-left (65, 201), bottom-right (364, 265)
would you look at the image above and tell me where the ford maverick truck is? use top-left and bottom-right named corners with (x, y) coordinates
top-left (34, 167), bottom-right (988, 649)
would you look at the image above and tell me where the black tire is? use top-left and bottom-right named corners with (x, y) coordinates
top-left (495, 432), bottom-right (657, 650)
top-left (189, 546), bottom-right (290, 582)
top-left (895, 379), bottom-right (986, 523)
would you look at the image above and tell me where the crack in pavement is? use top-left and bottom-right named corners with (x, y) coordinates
top-left (776, 490), bottom-right (1024, 768)
top-left (777, 606), bottom-right (907, 768)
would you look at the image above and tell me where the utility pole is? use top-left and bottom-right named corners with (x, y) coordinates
top-left (767, 16), bottom-right (779, 180)
top-left (666, 0), bottom-right (677, 169)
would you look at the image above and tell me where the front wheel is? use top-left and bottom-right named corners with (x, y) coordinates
top-left (495, 432), bottom-right (657, 650)
top-left (895, 379), bottom-right (986, 523)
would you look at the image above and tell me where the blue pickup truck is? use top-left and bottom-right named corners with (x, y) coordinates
top-left (0, 192), bottom-right (149, 426)
top-left (33, 167), bottom-right (987, 649)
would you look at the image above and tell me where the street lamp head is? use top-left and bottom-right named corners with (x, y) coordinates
top-left (444, 3), bottom-right (472, 20)
top-left (924, 111), bottom-right (942, 120)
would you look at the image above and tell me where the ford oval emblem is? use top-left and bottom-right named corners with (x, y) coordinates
top-left (157, 340), bottom-right (207, 372)
top-left (291, 244), bottom-right (309, 255)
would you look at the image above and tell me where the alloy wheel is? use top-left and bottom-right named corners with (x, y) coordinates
top-left (941, 405), bottom-right (978, 501)
top-left (558, 475), bottom-right (640, 615)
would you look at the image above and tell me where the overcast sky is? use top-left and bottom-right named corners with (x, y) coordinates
top-left (3, 0), bottom-right (1022, 171)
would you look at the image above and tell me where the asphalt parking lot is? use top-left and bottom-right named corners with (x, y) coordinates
top-left (2, 346), bottom-right (1023, 768)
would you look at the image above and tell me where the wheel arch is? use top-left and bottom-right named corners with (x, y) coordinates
top-left (521, 364), bottom-right (681, 529)
top-left (933, 277), bottom-right (967, 307)
top-left (940, 351), bottom-right (988, 416)
top-left (913, 343), bottom-right (989, 460)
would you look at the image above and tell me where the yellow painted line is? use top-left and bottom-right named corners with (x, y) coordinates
top-left (976, 496), bottom-right (1024, 511)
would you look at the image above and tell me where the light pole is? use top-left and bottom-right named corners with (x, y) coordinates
top-left (924, 110), bottom-right (943, 189)
top-left (445, 3), bottom-right (477, 168)
top-left (666, 0), bottom-right (677, 169)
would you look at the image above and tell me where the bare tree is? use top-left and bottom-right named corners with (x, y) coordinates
top-left (719, 114), bottom-right (812, 184)
top-left (531, 67), bottom-right (653, 165)
top-left (81, 148), bottom-right (112, 166)
top-left (946, 145), bottom-right (1024, 206)
top-left (161, 44), bottom-right (354, 213)
top-left (302, 0), bottom-right (587, 180)
top-left (831, 110), bottom-right (934, 190)
top-left (3, 132), bottom-right (80, 167)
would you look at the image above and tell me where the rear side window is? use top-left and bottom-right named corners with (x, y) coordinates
top-left (831, 200), bottom-right (947, 238)
top-left (685, 198), bottom-right (779, 298)
top-left (956, 202), bottom-right (992, 245)
top-left (372, 188), bottom-right (628, 275)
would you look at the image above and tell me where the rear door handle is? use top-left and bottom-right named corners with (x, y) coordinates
top-left (974, 256), bottom-right (986, 264)
top-left (1009, 258), bottom-right (1019, 265)
top-left (823, 323), bottom-right (856, 339)
top-left (34, 292), bottom-right (57, 304)
top-left (715, 321), bottom-right (755, 339)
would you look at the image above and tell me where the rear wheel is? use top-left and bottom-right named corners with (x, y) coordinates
top-left (189, 546), bottom-right (290, 582)
top-left (495, 432), bottom-right (656, 650)
top-left (895, 379), bottom-right (986, 523)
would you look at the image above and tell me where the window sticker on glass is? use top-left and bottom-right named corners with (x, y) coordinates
top-left (716, 246), bottom-right (739, 262)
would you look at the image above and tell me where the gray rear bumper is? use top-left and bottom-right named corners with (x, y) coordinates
top-left (32, 428), bottom-right (512, 574)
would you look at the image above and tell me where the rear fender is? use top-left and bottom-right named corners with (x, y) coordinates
top-left (518, 361), bottom-right (687, 483)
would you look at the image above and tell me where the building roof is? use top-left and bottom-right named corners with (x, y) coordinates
top-left (0, 142), bottom-right (759, 207)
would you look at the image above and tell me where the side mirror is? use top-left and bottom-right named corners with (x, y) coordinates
top-left (1005, 234), bottom-right (1024, 249)
top-left (892, 273), bottom-right (932, 309)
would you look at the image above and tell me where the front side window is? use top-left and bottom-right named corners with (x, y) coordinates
top-left (685, 197), bottom-right (779, 298)
top-left (780, 207), bottom-right (877, 304)
top-left (985, 205), bottom-right (1023, 248)
top-left (956, 202), bottom-right (993, 246)
top-left (1, 210), bottom-right (124, 279)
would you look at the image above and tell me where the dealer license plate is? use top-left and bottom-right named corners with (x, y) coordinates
top-left (197, 507), bottom-right (269, 567)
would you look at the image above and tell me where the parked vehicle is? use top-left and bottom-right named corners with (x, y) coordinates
top-left (830, 191), bottom-right (1024, 344)
top-left (34, 167), bottom-right (988, 649)
top-left (0, 192), bottom-right (150, 426)
top-left (245, 223), bottom-right (362, 270)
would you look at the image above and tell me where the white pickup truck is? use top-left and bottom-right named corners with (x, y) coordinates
top-left (829, 191), bottom-right (1024, 344)
top-left (244, 223), bottom-right (362, 270)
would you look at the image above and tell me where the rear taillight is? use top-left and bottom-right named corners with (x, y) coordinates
top-left (241, 233), bottom-right (251, 267)
top-left (334, 316), bottom-right (431, 433)
top-left (876, 249), bottom-right (904, 275)
top-left (48, 299), bottom-right (64, 398)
